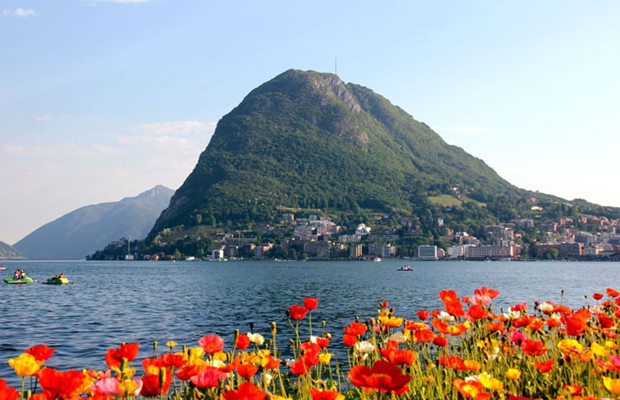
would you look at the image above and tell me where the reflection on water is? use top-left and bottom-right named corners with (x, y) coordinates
top-left (0, 259), bottom-right (618, 383)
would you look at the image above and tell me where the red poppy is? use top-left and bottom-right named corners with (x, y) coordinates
top-left (36, 368), bottom-right (85, 400)
top-left (439, 355), bottom-right (466, 370)
top-left (303, 297), bottom-right (318, 310)
top-left (563, 384), bottom-right (582, 396)
top-left (289, 305), bottom-right (308, 320)
top-left (417, 310), bottom-right (430, 320)
top-left (485, 322), bottom-right (506, 334)
top-left (343, 321), bottom-right (367, 336)
top-left (511, 302), bottom-right (528, 312)
top-left (222, 382), bottom-right (266, 400)
top-left (176, 364), bottom-right (208, 381)
top-left (0, 378), bottom-right (19, 400)
top-left (521, 339), bottom-right (547, 356)
top-left (308, 388), bottom-right (340, 400)
top-left (105, 342), bottom-right (139, 368)
top-left (199, 334), bottom-right (225, 355)
top-left (315, 336), bottom-right (330, 348)
top-left (474, 286), bottom-right (500, 299)
top-left (466, 304), bottom-right (488, 321)
top-left (598, 313), bottom-right (614, 329)
top-left (564, 309), bottom-right (590, 337)
top-left (159, 354), bottom-right (186, 369)
top-left (343, 334), bottom-right (358, 347)
top-left (140, 370), bottom-right (172, 398)
top-left (290, 357), bottom-right (309, 375)
top-left (237, 363), bottom-right (259, 379)
top-left (26, 345), bottom-right (55, 361)
top-left (263, 355), bottom-right (280, 370)
top-left (439, 290), bottom-right (464, 317)
top-left (433, 336), bottom-right (448, 347)
top-left (533, 360), bottom-right (554, 373)
top-left (190, 367), bottom-right (227, 388)
top-left (593, 293), bottom-right (604, 300)
top-left (236, 334), bottom-right (251, 350)
top-left (606, 288), bottom-right (620, 297)
top-left (349, 360), bottom-right (411, 395)
top-left (414, 329), bottom-right (436, 343)
top-left (380, 342), bottom-right (416, 366)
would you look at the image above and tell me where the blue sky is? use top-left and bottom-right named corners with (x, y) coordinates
top-left (1, 1), bottom-right (619, 244)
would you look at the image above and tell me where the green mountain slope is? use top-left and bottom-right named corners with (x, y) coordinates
top-left (147, 69), bottom-right (518, 241)
top-left (14, 185), bottom-right (174, 260)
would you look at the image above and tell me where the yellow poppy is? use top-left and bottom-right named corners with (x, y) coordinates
top-left (480, 372), bottom-right (504, 391)
top-left (8, 353), bottom-right (44, 376)
top-left (603, 376), bottom-right (620, 395)
top-left (505, 368), bottom-right (521, 380)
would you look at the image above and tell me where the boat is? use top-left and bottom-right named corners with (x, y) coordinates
top-left (4, 276), bottom-right (35, 284)
top-left (397, 265), bottom-right (413, 271)
top-left (44, 277), bottom-right (70, 285)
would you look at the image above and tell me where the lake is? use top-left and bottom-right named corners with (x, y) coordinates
top-left (0, 259), bottom-right (618, 384)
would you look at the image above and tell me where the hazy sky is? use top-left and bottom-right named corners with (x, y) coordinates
top-left (1, 1), bottom-right (619, 244)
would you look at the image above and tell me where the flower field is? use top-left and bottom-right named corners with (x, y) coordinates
top-left (3, 287), bottom-right (620, 399)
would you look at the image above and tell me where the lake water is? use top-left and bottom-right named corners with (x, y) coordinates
top-left (1, 259), bottom-right (618, 384)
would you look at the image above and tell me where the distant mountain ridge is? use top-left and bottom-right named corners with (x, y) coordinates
top-left (0, 241), bottom-right (23, 259)
top-left (14, 185), bottom-right (174, 260)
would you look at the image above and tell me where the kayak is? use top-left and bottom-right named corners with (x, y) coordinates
top-left (44, 277), bottom-right (70, 285)
top-left (4, 276), bottom-right (34, 284)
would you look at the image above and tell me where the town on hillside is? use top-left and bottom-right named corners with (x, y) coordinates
top-left (94, 198), bottom-right (620, 262)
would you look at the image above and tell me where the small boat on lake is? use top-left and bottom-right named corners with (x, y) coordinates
top-left (4, 276), bottom-right (35, 284)
top-left (397, 265), bottom-right (413, 271)
top-left (44, 275), bottom-right (70, 285)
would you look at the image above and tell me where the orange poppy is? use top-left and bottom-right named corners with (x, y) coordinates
top-left (533, 360), bottom-right (554, 373)
top-left (344, 321), bottom-right (367, 336)
top-left (466, 304), bottom-right (488, 321)
top-left (348, 360), bottom-right (411, 395)
top-left (453, 379), bottom-right (490, 399)
top-left (414, 329), bottom-right (436, 343)
top-left (308, 388), bottom-right (341, 400)
top-left (380, 342), bottom-right (416, 366)
top-left (237, 363), bottom-right (259, 379)
top-left (474, 286), bottom-right (500, 300)
top-left (606, 288), bottom-right (620, 297)
top-left (439, 290), bottom-right (464, 317)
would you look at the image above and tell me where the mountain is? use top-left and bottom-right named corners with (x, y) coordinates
top-left (147, 69), bottom-right (522, 244)
top-left (14, 185), bottom-right (174, 260)
top-left (0, 241), bottom-right (23, 259)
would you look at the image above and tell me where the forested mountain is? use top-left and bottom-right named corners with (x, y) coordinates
top-left (147, 69), bottom-right (522, 243)
top-left (14, 185), bottom-right (174, 260)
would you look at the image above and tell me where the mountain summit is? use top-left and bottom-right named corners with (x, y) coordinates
top-left (147, 69), bottom-right (517, 243)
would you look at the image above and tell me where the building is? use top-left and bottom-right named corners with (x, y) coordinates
top-left (418, 245), bottom-right (438, 261)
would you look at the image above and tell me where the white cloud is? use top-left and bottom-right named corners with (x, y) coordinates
top-left (2, 8), bottom-right (37, 17)
top-left (2, 144), bottom-right (122, 159)
top-left (130, 120), bottom-right (216, 137)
